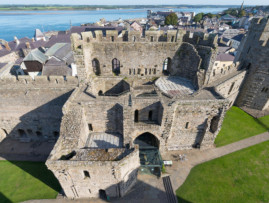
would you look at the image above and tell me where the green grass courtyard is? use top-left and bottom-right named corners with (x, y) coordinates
top-left (0, 161), bottom-right (61, 203)
top-left (176, 140), bottom-right (269, 203)
top-left (176, 107), bottom-right (269, 202)
top-left (214, 106), bottom-right (269, 147)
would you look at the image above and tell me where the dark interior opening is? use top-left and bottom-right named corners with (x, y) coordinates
top-left (135, 110), bottom-right (139, 122)
top-left (18, 129), bottom-right (27, 138)
top-left (210, 116), bottom-right (220, 133)
top-left (83, 170), bottom-right (90, 178)
top-left (98, 90), bottom-right (103, 96)
top-left (148, 110), bottom-right (153, 121)
top-left (134, 132), bottom-right (159, 149)
top-left (88, 124), bottom-right (93, 131)
top-left (112, 58), bottom-right (120, 75)
top-left (99, 189), bottom-right (107, 200)
top-left (92, 58), bottom-right (101, 76)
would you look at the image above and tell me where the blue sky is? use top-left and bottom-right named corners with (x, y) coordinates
top-left (0, 0), bottom-right (268, 5)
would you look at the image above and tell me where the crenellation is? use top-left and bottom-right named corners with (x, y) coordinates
top-left (0, 75), bottom-right (79, 89)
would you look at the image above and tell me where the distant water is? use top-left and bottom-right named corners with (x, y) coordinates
top-left (0, 7), bottom-right (227, 41)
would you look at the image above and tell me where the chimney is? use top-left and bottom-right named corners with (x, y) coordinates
top-left (4, 42), bottom-right (11, 51)
top-left (0, 45), bottom-right (2, 50)
top-left (14, 36), bottom-right (20, 44)
top-left (25, 42), bottom-right (31, 49)
top-left (32, 38), bottom-right (35, 42)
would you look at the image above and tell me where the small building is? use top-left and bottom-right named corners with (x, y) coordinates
top-left (220, 14), bottom-right (237, 23)
top-left (21, 49), bottom-right (48, 78)
top-left (35, 29), bottom-right (46, 41)
top-left (130, 21), bottom-right (143, 34)
top-left (231, 34), bottom-right (244, 49)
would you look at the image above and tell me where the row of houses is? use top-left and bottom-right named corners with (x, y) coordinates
top-left (0, 26), bottom-right (124, 78)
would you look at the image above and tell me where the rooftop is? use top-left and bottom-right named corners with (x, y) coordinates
top-left (155, 76), bottom-right (195, 98)
top-left (85, 132), bottom-right (123, 149)
top-left (71, 148), bottom-right (134, 161)
top-left (216, 53), bottom-right (235, 62)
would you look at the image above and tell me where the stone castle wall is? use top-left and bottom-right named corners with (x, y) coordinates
top-left (0, 75), bottom-right (78, 142)
top-left (236, 18), bottom-right (269, 110)
top-left (71, 30), bottom-right (218, 90)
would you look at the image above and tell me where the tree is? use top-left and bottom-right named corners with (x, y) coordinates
top-left (238, 10), bottom-right (246, 18)
top-left (193, 13), bottom-right (204, 23)
top-left (165, 13), bottom-right (178, 25)
top-left (205, 13), bottom-right (213, 18)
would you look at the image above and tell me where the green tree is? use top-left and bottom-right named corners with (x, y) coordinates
top-left (193, 12), bottom-right (204, 23)
top-left (165, 13), bottom-right (178, 25)
top-left (205, 13), bottom-right (213, 18)
top-left (238, 10), bottom-right (246, 17)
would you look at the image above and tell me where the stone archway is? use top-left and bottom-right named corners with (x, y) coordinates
top-left (134, 132), bottom-right (160, 149)
top-left (134, 132), bottom-right (162, 177)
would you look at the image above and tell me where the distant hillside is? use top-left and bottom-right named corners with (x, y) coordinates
top-left (0, 5), bottom-right (241, 11)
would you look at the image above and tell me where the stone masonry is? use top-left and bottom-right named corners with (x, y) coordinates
top-left (0, 18), bottom-right (268, 200)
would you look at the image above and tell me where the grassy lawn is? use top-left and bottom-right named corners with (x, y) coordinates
top-left (215, 106), bottom-right (269, 147)
top-left (0, 161), bottom-right (61, 203)
top-left (176, 140), bottom-right (269, 203)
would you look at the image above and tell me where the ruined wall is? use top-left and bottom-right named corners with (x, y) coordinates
top-left (236, 18), bottom-right (269, 110)
top-left (214, 71), bottom-right (247, 106)
top-left (170, 42), bottom-right (201, 88)
top-left (206, 61), bottom-right (238, 85)
top-left (167, 100), bottom-right (228, 150)
top-left (0, 76), bottom-right (78, 142)
top-left (84, 42), bottom-right (181, 77)
top-left (123, 97), bottom-right (166, 151)
top-left (47, 148), bottom-right (139, 198)
top-left (81, 101), bottom-right (124, 135)
top-left (183, 32), bottom-right (218, 48)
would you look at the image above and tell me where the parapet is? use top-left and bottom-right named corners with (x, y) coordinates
top-left (0, 75), bottom-right (79, 89)
top-left (248, 18), bottom-right (269, 47)
top-left (183, 31), bottom-right (218, 48)
top-left (249, 17), bottom-right (269, 32)
top-left (73, 29), bottom-right (188, 44)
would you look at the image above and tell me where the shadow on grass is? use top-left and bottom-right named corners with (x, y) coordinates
top-left (8, 161), bottom-right (61, 193)
top-left (252, 117), bottom-right (269, 131)
top-left (0, 192), bottom-right (12, 203)
top-left (177, 196), bottom-right (192, 203)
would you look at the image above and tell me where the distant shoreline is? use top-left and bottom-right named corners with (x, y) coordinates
top-left (0, 5), bottom-right (240, 12)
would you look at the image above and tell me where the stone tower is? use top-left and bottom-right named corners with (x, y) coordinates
top-left (236, 18), bottom-right (269, 111)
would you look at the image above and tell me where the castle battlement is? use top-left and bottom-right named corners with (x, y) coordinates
top-left (71, 29), bottom-right (219, 46)
top-left (249, 17), bottom-right (269, 32)
top-left (184, 31), bottom-right (218, 48)
top-left (0, 75), bottom-right (79, 88)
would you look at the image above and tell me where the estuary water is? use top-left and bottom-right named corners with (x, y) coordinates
top-left (0, 7), bottom-right (228, 41)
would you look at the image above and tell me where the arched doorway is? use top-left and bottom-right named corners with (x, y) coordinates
top-left (163, 58), bottom-right (172, 75)
top-left (92, 58), bottom-right (101, 76)
top-left (134, 132), bottom-right (162, 177)
top-left (134, 132), bottom-right (159, 149)
top-left (98, 90), bottom-right (103, 96)
top-left (112, 58), bottom-right (120, 75)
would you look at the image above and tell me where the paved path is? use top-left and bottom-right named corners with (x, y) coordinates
top-left (164, 132), bottom-right (269, 190)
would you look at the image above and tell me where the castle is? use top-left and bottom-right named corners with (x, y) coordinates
top-left (0, 18), bottom-right (268, 200)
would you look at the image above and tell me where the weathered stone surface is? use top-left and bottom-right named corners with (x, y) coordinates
top-left (1, 20), bottom-right (268, 200)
